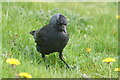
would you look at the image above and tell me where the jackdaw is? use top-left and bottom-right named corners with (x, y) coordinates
top-left (30, 13), bottom-right (70, 68)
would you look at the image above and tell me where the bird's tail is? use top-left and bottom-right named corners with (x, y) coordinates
top-left (29, 30), bottom-right (36, 36)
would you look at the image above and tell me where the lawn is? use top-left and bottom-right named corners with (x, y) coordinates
top-left (1, 2), bottom-right (119, 78)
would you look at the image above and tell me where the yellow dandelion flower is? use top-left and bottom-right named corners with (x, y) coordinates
top-left (116, 15), bottom-right (120, 19)
top-left (85, 48), bottom-right (92, 53)
top-left (114, 68), bottom-right (120, 71)
top-left (6, 58), bottom-right (20, 65)
top-left (19, 72), bottom-right (32, 78)
top-left (102, 58), bottom-right (115, 63)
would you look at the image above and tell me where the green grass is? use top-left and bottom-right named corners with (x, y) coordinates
top-left (2, 2), bottom-right (118, 78)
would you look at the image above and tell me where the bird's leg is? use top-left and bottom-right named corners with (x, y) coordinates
top-left (42, 54), bottom-right (45, 62)
top-left (42, 54), bottom-right (49, 68)
top-left (42, 54), bottom-right (45, 58)
top-left (59, 52), bottom-right (70, 68)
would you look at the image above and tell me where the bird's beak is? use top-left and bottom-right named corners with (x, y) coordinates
top-left (62, 25), bottom-right (67, 33)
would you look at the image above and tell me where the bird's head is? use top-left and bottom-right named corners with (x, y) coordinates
top-left (50, 13), bottom-right (68, 33)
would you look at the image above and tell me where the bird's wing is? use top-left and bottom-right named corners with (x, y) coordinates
top-left (35, 26), bottom-right (48, 46)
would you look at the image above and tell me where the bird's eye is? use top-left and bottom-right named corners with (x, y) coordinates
top-left (56, 20), bottom-right (67, 26)
top-left (56, 21), bottom-right (61, 25)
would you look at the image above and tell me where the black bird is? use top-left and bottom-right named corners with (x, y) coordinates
top-left (30, 13), bottom-right (70, 68)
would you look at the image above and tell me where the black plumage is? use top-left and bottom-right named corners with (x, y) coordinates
top-left (30, 13), bottom-right (70, 68)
